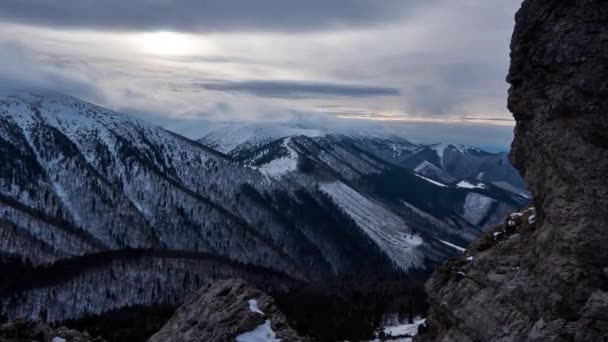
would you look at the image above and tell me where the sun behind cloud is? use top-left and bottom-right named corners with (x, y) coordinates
top-left (136, 31), bottom-right (197, 56)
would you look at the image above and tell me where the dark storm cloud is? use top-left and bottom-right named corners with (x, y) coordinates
top-left (0, 0), bottom-right (422, 32)
top-left (197, 80), bottom-right (400, 98)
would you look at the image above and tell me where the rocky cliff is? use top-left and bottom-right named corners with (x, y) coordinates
top-left (418, 1), bottom-right (608, 341)
top-left (148, 279), bottom-right (308, 342)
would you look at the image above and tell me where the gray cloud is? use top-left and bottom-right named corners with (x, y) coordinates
top-left (0, 0), bottom-right (423, 32)
top-left (196, 80), bottom-right (400, 99)
top-left (0, 41), bottom-right (102, 101)
top-left (0, 0), bottom-right (524, 148)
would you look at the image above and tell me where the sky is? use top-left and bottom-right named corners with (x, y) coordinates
top-left (0, 0), bottom-right (523, 150)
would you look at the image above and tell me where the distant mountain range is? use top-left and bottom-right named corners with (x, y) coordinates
top-left (199, 122), bottom-right (526, 195)
top-left (0, 92), bottom-right (527, 322)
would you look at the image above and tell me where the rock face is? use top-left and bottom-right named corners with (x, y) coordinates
top-left (148, 279), bottom-right (309, 342)
top-left (418, 1), bottom-right (608, 341)
top-left (0, 319), bottom-right (106, 342)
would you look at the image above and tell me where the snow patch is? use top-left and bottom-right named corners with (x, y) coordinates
top-left (457, 180), bottom-right (486, 189)
top-left (439, 239), bottom-right (466, 252)
top-left (414, 174), bottom-right (447, 187)
top-left (462, 193), bottom-right (496, 225)
top-left (383, 318), bottom-right (426, 339)
top-left (52, 338), bottom-right (66, 342)
top-left (430, 143), bottom-right (448, 168)
top-left (236, 320), bottom-right (280, 342)
top-left (258, 138), bottom-right (298, 178)
top-left (50, 179), bottom-right (83, 225)
top-left (248, 299), bottom-right (264, 315)
top-left (367, 317), bottom-right (426, 342)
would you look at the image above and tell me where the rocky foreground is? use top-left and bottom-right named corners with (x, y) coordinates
top-left (0, 279), bottom-right (307, 342)
top-left (0, 319), bottom-right (106, 342)
top-left (418, 0), bottom-right (608, 341)
top-left (148, 279), bottom-right (308, 342)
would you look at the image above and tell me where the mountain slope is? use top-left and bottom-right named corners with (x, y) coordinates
top-left (0, 92), bottom-right (408, 321)
top-left (223, 133), bottom-right (527, 269)
top-left (199, 123), bottom-right (527, 195)
top-left (199, 122), bottom-right (324, 159)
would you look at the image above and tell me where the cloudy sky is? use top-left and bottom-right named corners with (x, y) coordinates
top-left (0, 0), bottom-right (523, 149)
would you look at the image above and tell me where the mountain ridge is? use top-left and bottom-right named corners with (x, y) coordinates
top-left (0, 91), bottom-right (527, 326)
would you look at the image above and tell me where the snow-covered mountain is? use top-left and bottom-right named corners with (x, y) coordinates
top-left (200, 124), bottom-right (529, 253)
top-left (206, 130), bottom-right (527, 263)
top-left (0, 92), bottom-right (404, 321)
top-left (199, 122), bottom-right (324, 159)
top-left (0, 93), bottom-right (527, 323)
top-left (199, 123), bottom-right (527, 195)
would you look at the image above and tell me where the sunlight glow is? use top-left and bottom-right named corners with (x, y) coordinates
top-left (137, 31), bottom-right (197, 56)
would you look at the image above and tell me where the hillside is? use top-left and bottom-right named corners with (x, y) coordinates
top-left (0, 92), bottom-right (403, 321)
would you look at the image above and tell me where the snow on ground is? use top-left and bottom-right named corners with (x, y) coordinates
top-left (50, 179), bottom-right (82, 225)
top-left (248, 299), bottom-right (264, 315)
top-left (457, 180), bottom-right (486, 189)
top-left (236, 320), bottom-right (280, 342)
top-left (439, 239), bottom-right (466, 253)
top-left (258, 138), bottom-right (298, 178)
top-left (366, 318), bottom-right (426, 342)
top-left (452, 144), bottom-right (481, 155)
top-left (384, 318), bottom-right (426, 339)
top-left (414, 161), bottom-right (442, 174)
top-left (201, 122), bottom-right (324, 154)
top-left (52, 337), bottom-right (66, 342)
top-left (321, 181), bottom-right (423, 271)
top-left (414, 174), bottom-right (447, 187)
top-left (430, 143), bottom-right (448, 168)
top-left (462, 193), bottom-right (496, 225)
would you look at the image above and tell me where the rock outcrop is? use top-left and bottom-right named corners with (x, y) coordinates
top-left (418, 1), bottom-right (608, 341)
top-left (148, 279), bottom-right (309, 342)
top-left (0, 319), bottom-right (106, 342)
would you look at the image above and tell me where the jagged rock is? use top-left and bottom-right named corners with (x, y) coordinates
top-left (147, 279), bottom-right (309, 342)
top-left (0, 319), bottom-right (106, 342)
top-left (417, 1), bottom-right (608, 341)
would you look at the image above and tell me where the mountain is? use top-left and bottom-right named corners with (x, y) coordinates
top-left (0, 92), bottom-right (529, 327)
top-left (200, 127), bottom-right (528, 264)
top-left (199, 122), bottom-right (324, 160)
top-left (0, 91), bottom-right (516, 324)
top-left (199, 123), bottom-right (527, 195)
top-left (0, 91), bottom-right (406, 321)
top-left (417, 1), bottom-right (608, 340)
